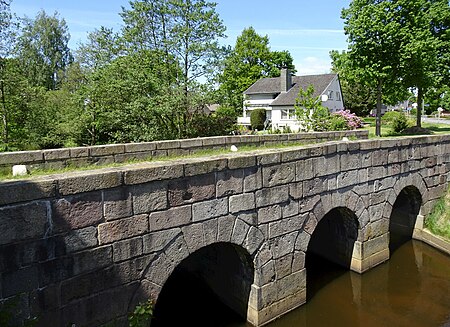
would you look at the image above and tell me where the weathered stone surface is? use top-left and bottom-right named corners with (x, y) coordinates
top-left (244, 226), bottom-right (264, 255)
top-left (192, 198), bottom-right (228, 222)
top-left (228, 155), bottom-right (256, 169)
top-left (258, 205), bottom-right (282, 224)
top-left (0, 150), bottom-right (43, 165)
top-left (98, 215), bottom-right (148, 244)
top-left (90, 144), bottom-right (125, 157)
top-left (132, 182), bottom-right (167, 214)
top-left (231, 219), bottom-right (250, 245)
top-left (0, 202), bottom-right (49, 245)
top-left (124, 163), bottom-right (183, 185)
top-left (270, 231), bottom-right (297, 259)
top-left (184, 158), bottom-right (227, 176)
top-left (149, 205), bottom-right (192, 231)
top-left (64, 227), bottom-right (98, 253)
top-left (143, 228), bottom-right (181, 254)
top-left (57, 170), bottom-right (122, 195)
top-left (268, 214), bottom-right (307, 239)
top-left (255, 185), bottom-right (289, 208)
top-left (229, 193), bottom-right (255, 213)
top-left (255, 260), bottom-right (275, 286)
top-left (292, 251), bottom-right (305, 272)
top-left (244, 166), bottom-right (263, 192)
top-left (113, 237), bottom-right (143, 262)
top-left (217, 215), bottom-right (235, 242)
top-left (0, 179), bottom-right (56, 205)
top-left (262, 164), bottom-right (295, 187)
top-left (275, 254), bottom-right (293, 279)
top-left (182, 223), bottom-right (205, 253)
top-left (217, 169), bottom-right (244, 197)
top-left (2, 265), bottom-right (39, 297)
top-left (168, 174), bottom-right (215, 206)
top-left (295, 232), bottom-right (311, 252)
top-left (104, 187), bottom-right (132, 220)
top-left (52, 192), bottom-right (103, 232)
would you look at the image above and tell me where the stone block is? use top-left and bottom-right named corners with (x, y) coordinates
top-left (182, 223), bottom-right (205, 253)
top-left (275, 253), bottom-right (293, 279)
top-left (64, 227), bottom-right (98, 253)
top-left (104, 187), bottom-right (133, 221)
top-left (0, 150), bottom-right (43, 165)
top-left (244, 226), bottom-right (264, 255)
top-left (292, 251), bottom-right (305, 272)
top-left (276, 269), bottom-right (306, 300)
top-left (180, 138), bottom-right (203, 148)
top-left (258, 205), bottom-right (282, 224)
top-left (168, 173), bottom-right (215, 206)
top-left (340, 153), bottom-right (360, 172)
top-left (244, 166), bottom-right (263, 192)
top-left (192, 198), bottom-right (228, 222)
top-left (0, 179), bottom-right (56, 206)
top-left (2, 265), bottom-right (39, 297)
top-left (268, 214), bottom-right (306, 239)
top-left (149, 205), bottom-right (192, 231)
top-left (255, 185), bottom-right (289, 208)
top-left (0, 202), bottom-right (49, 245)
top-left (217, 215), bottom-right (235, 242)
top-left (90, 144), bottom-right (125, 157)
top-left (229, 193), bottom-right (255, 213)
top-left (230, 219), bottom-right (250, 245)
top-left (295, 232), bottom-right (311, 252)
top-left (57, 170), bottom-right (122, 195)
top-left (52, 192), bottom-right (103, 232)
top-left (257, 152), bottom-right (281, 166)
top-left (255, 260), bottom-right (275, 286)
top-left (227, 155), bottom-right (257, 169)
top-left (123, 163), bottom-right (183, 185)
top-left (203, 218), bottom-right (218, 245)
top-left (262, 163), bottom-right (295, 188)
top-left (184, 158), bottom-right (227, 176)
top-left (143, 228), bottom-right (181, 254)
top-left (98, 215), bottom-right (148, 244)
top-left (281, 200), bottom-right (299, 218)
top-left (43, 148), bottom-right (71, 161)
top-left (156, 140), bottom-right (180, 150)
top-left (124, 142), bottom-right (156, 153)
top-left (216, 169), bottom-right (244, 197)
top-left (113, 237), bottom-right (143, 262)
top-left (303, 177), bottom-right (325, 197)
top-left (336, 170), bottom-right (358, 189)
top-left (270, 231), bottom-right (297, 259)
top-left (69, 147), bottom-right (89, 158)
top-left (132, 182), bottom-right (168, 214)
top-left (289, 182), bottom-right (303, 200)
top-left (202, 136), bottom-right (226, 146)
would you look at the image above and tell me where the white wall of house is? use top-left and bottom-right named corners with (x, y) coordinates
top-left (322, 76), bottom-right (344, 113)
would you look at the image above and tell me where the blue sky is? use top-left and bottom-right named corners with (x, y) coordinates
top-left (10, 0), bottom-right (351, 75)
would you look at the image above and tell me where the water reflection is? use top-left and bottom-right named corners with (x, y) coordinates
top-left (263, 240), bottom-right (450, 327)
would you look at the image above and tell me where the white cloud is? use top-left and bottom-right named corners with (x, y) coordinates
top-left (295, 57), bottom-right (332, 75)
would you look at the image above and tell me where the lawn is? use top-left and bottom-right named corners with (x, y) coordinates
top-left (362, 116), bottom-right (450, 138)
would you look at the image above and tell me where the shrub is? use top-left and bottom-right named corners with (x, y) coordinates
top-left (250, 108), bottom-right (266, 130)
top-left (334, 110), bottom-right (363, 129)
top-left (383, 111), bottom-right (410, 133)
top-left (129, 299), bottom-right (154, 327)
top-left (328, 114), bottom-right (348, 131)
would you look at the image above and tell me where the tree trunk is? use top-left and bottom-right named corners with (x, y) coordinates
top-left (0, 79), bottom-right (8, 147)
top-left (376, 78), bottom-right (382, 137)
top-left (416, 87), bottom-right (423, 128)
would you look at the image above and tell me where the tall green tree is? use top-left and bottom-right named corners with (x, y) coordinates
top-left (16, 10), bottom-right (72, 90)
top-left (218, 27), bottom-right (295, 115)
top-left (342, 0), bottom-right (405, 136)
top-left (397, 0), bottom-right (450, 127)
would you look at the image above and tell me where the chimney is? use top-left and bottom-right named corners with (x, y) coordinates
top-left (280, 68), bottom-right (292, 92)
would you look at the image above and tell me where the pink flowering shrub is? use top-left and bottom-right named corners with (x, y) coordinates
top-left (333, 110), bottom-right (363, 129)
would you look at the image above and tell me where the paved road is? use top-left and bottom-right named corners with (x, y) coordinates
top-left (422, 116), bottom-right (450, 125)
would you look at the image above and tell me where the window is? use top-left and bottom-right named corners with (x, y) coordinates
top-left (281, 109), bottom-right (295, 119)
top-left (327, 90), bottom-right (334, 100)
top-left (336, 92), bottom-right (341, 101)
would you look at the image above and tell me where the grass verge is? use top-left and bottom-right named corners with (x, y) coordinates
top-left (426, 186), bottom-right (450, 240)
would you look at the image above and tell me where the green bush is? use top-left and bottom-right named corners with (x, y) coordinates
top-left (250, 108), bottom-right (266, 130)
top-left (129, 299), bottom-right (153, 327)
top-left (328, 114), bottom-right (348, 131)
top-left (383, 111), bottom-right (409, 133)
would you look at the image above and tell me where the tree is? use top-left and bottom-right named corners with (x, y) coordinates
top-left (330, 50), bottom-right (377, 116)
top-left (218, 27), bottom-right (295, 115)
top-left (294, 85), bottom-right (330, 132)
top-left (342, 0), bottom-right (404, 136)
top-left (16, 10), bottom-right (72, 90)
top-left (397, 0), bottom-right (450, 127)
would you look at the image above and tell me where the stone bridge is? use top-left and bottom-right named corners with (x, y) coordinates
top-left (0, 134), bottom-right (449, 326)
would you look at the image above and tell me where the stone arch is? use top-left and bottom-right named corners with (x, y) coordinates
top-left (134, 215), bottom-right (263, 325)
top-left (389, 184), bottom-right (423, 252)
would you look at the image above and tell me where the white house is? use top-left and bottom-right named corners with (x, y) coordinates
top-left (237, 69), bottom-right (345, 131)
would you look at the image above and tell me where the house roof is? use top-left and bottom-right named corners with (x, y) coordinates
top-left (244, 73), bottom-right (337, 106)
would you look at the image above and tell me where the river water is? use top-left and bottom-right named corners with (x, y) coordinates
top-left (153, 239), bottom-right (450, 327)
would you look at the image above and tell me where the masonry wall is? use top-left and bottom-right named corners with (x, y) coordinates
top-left (0, 130), bottom-right (368, 172)
top-left (0, 134), bottom-right (448, 326)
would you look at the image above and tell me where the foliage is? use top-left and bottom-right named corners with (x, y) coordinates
top-left (218, 27), bottom-right (295, 114)
top-left (294, 85), bottom-right (330, 132)
top-left (334, 109), bottom-right (362, 129)
top-left (250, 108), bottom-right (266, 130)
top-left (16, 10), bottom-right (73, 90)
top-left (383, 111), bottom-right (410, 133)
top-left (128, 299), bottom-right (153, 327)
top-left (426, 185), bottom-right (450, 240)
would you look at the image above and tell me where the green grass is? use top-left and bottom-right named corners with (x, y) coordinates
top-left (426, 187), bottom-right (450, 240)
top-left (362, 117), bottom-right (450, 138)
top-left (0, 141), bottom-right (312, 181)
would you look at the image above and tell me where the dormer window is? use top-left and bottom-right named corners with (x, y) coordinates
top-left (327, 90), bottom-right (334, 100)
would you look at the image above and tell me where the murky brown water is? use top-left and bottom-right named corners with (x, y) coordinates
top-left (153, 240), bottom-right (450, 327)
top-left (236, 240), bottom-right (450, 327)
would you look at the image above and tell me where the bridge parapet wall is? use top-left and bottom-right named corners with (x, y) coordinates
top-left (0, 130), bottom-right (367, 172)
top-left (0, 134), bottom-right (448, 326)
